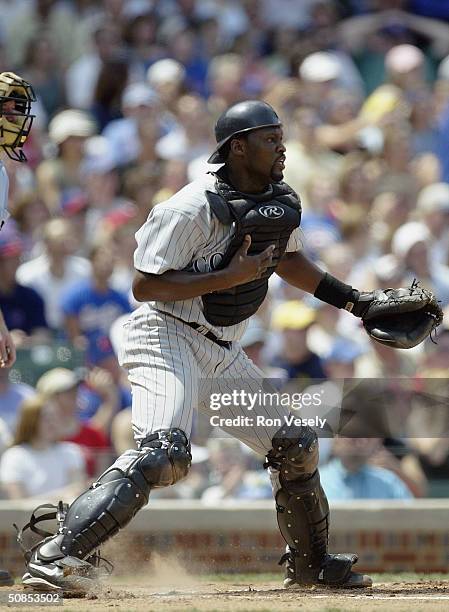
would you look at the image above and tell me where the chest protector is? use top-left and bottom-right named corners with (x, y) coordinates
top-left (202, 172), bottom-right (302, 326)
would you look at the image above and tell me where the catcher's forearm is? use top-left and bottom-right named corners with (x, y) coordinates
top-left (276, 251), bottom-right (325, 294)
top-left (276, 252), bottom-right (359, 309)
top-left (132, 268), bottom-right (237, 302)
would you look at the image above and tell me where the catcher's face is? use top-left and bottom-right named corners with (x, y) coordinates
top-left (239, 126), bottom-right (286, 183)
top-left (2, 99), bottom-right (17, 123)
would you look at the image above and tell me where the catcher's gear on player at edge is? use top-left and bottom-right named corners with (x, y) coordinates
top-left (0, 71), bottom-right (35, 162)
top-left (349, 280), bottom-right (443, 349)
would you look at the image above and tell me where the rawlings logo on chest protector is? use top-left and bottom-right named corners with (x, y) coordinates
top-left (258, 205), bottom-right (285, 218)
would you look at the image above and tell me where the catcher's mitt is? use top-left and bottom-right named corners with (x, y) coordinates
top-left (353, 281), bottom-right (443, 349)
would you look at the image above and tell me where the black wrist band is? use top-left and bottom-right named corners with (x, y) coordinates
top-left (314, 272), bottom-right (359, 310)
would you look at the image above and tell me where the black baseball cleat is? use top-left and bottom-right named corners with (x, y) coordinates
top-left (280, 549), bottom-right (372, 589)
top-left (22, 536), bottom-right (99, 593)
top-left (15, 502), bottom-right (107, 594)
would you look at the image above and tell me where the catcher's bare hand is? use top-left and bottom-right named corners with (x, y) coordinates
top-left (225, 235), bottom-right (275, 285)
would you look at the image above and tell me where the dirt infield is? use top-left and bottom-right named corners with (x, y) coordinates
top-left (4, 569), bottom-right (449, 612)
top-left (4, 578), bottom-right (449, 611)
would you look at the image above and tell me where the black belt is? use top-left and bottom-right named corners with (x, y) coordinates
top-left (165, 313), bottom-right (232, 349)
top-left (187, 322), bottom-right (232, 349)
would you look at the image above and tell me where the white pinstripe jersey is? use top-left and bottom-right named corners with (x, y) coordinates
top-left (133, 173), bottom-right (304, 342)
top-left (0, 161), bottom-right (10, 229)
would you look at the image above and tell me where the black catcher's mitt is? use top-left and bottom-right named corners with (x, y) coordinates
top-left (353, 281), bottom-right (443, 349)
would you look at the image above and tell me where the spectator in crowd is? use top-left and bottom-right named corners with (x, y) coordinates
top-left (306, 300), bottom-right (348, 358)
top-left (36, 109), bottom-right (97, 212)
top-left (65, 23), bottom-right (122, 111)
top-left (81, 136), bottom-right (131, 243)
top-left (368, 188), bottom-right (413, 255)
top-left (59, 189), bottom-right (90, 257)
top-left (0, 418), bottom-right (11, 459)
top-left (98, 205), bottom-right (139, 296)
top-left (91, 58), bottom-right (129, 131)
top-left (60, 241), bottom-right (131, 348)
top-left (9, 191), bottom-right (50, 259)
top-left (270, 300), bottom-right (326, 380)
top-left (122, 165), bottom-right (160, 227)
top-left (283, 106), bottom-right (343, 206)
top-left (416, 182), bottom-right (449, 266)
top-left (20, 35), bottom-right (65, 120)
top-left (110, 407), bottom-right (133, 457)
top-left (123, 10), bottom-right (161, 80)
top-left (405, 325), bottom-right (449, 495)
top-left (240, 316), bottom-right (267, 371)
top-left (201, 439), bottom-right (271, 503)
top-left (5, 0), bottom-right (89, 71)
top-left (240, 316), bottom-right (288, 380)
top-left (156, 94), bottom-right (214, 163)
top-left (0, 226), bottom-right (50, 347)
top-left (146, 58), bottom-right (186, 116)
top-left (17, 219), bottom-right (91, 332)
top-left (0, 395), bottom-right (86, 500)
top-left (102, 82), bottom-right (161, 168)
top-left (323, 337), bottom-right (365, 379)
top-left (77, 333), bottom-right (131, 432)
top-left (338, 10), bottom-right (449, 93)
top-left (36, 367), bottom-right (110, 478)
top-left (409, 88), bottom-right (439, 156)
top-left (391, 221), bottom-right (449, 305)
top-left (355, 335), bottom-right (418, 379)
top-left (0, 367), bottom-right (35, 435)
top-left (320, 437), bottom-right (413, 500)
top-left (206, 53), bottom-right (245, 115)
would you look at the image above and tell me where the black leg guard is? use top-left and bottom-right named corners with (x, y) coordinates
top-left (38, 429), bottom-right (191, 562)
top-left (266, 425), bottom-right (371, 588)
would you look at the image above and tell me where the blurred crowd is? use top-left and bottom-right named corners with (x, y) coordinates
top-left (1, 0), bottom-right (449, 503)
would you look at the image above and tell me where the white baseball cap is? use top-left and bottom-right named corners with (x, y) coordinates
top-left (82, 136), bottom-right (117, 175)
top-left (36, 368), bottom-right (80, 396)
top-left (299, 52), bottom-right (341, 83)
top-left (385, 44), bottom-right (424, 74)
top-left (240, 316), bottom-right (266, 348)
top-left (121, 82), bottom-right (158, 108)
top-left (391, 222), bottom-right (431, 259)
top-left (147, 59), bottom-right (186, 87)
top-left (417, 183), bottom-right (449, 214)
top-left (48, 110), bottom-right (97, 145)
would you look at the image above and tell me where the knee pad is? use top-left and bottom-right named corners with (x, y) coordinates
top-left (59, 429), bottom-right (191, 559)
top-left (134, 428), bottom-right (192, 488)
top-left (265, 423), bottom-right (319, 482)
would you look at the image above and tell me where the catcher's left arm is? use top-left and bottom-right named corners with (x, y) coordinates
top-left (278, 252), bottom-right (443, 349)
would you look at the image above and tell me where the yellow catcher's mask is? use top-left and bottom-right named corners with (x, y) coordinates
top-left (0, 72), bottom-right (36, 162)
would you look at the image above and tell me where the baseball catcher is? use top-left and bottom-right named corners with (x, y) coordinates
top-left (17, 100), bottom-right (442, 595)
top-left (0, 71), bottom-right (35, 369)
top-left (0, 71), bottom-right (35, 585)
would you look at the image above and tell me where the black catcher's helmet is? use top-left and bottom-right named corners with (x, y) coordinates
top-left (207, 100), bottom-right (282, 164)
